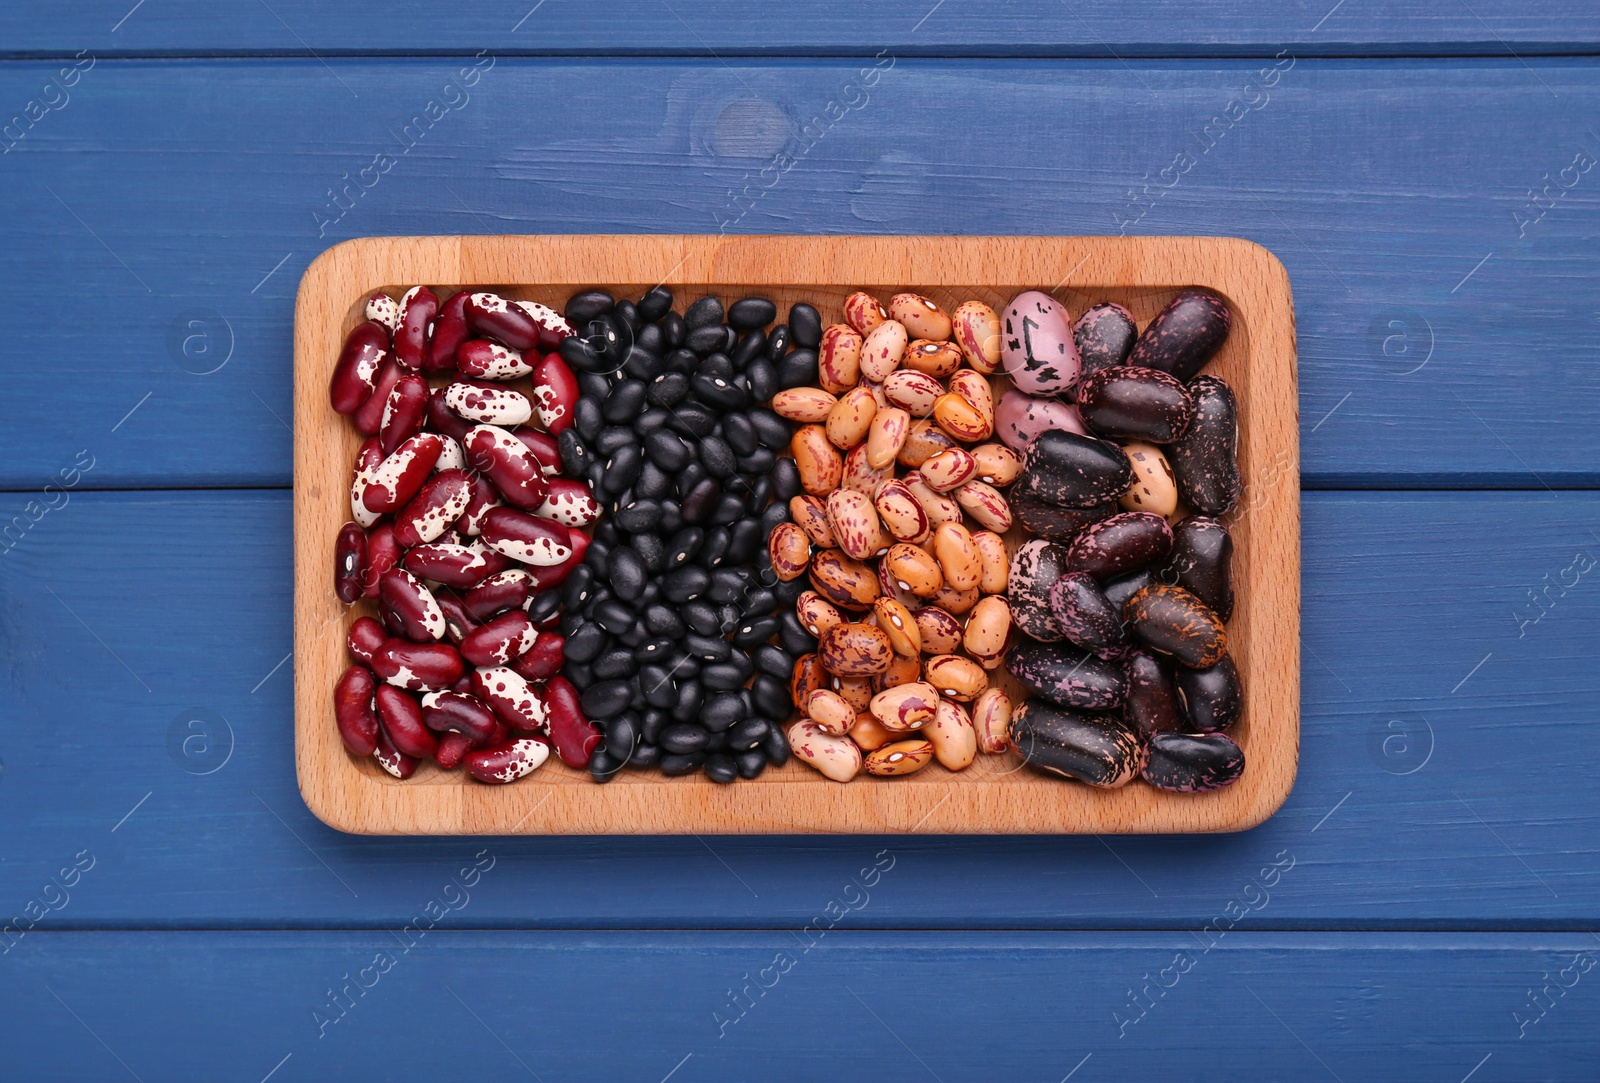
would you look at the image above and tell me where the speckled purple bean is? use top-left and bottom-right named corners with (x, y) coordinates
top-left (995, 389), bottom-right (1086, 451)
top-left (1169, 376), bottom-right (1241, 516)
top-left (1005, 640), bottom-right (1126, 710)
top-left (1047, 572), bottom-right (1126, 656)
top-left (1063, 511), bottom-right (1174, 580)
top-left (1008, 699), bottom-right (1144, 788)
top-left (1076, 365), bottom-right (1195, 444)
top-left (1073, 302), bottom-right (1138, 384)
top-left (1126, 289), bottom-right (1232, 382)
top-left (1142, 730), bottom-right (1244, 792)
top-left (1005, 538), bottom-right (1071, 642)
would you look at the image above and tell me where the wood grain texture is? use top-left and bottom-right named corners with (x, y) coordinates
top-left (4, 1), bottom-right (1599, 56)
top-left (293, 234), bottom-right (1300, 834)
top-left (2, 932), bottom-right (1597, 1082)
top-left (0, 59), bottom-right (1597, 487)
top-left (1, 490), bottom-right (1593, 926)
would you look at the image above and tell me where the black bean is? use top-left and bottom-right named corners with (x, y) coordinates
top-left (559, 333), bottom-right (607, 374)
top-left (742, 477), bottom-right (773, 512)
top-left (728, 297), bottom-right (777, 329)
top-left (580, 679), bottom-right (631, 720)
top-left (577, 370), bottom-right (611, 402)
top-left (644, 604), bottom-right (687, 638)
top-left (663, 526), bottom-right (704, 569)
top-left (607, 546), bottom-right (647, 598)
top-left (659, 751), bottom-right (705, 777)
top-left (683, 600), bottom-right (720, 636)
top-left (707, 567), bottom-right (749, 604)
top-left (788, 302), bottom-right (822, 348)
top-left (731, 329), bottom-right (767, 369)
top-left (726, 519), bottom-right (764, 564)
top-left (704, 753), bottom-right (738, 784)
top-left (660, 312), bottom-right (687, 349)
top-left (722, 326), bottom-right (740, 353)
top-left (635, 408), bottom-right (670, 435)
top-left (638, 638), bottom-right (677, 665)
top-left (557, 430), bottom-right (593, 480)
top-left (687, 323), bottom-right (727, 356)
top-left (740, 587), bottom-right (777, 619)
top-left (670, 402), bottom-right (718, 438)
top-left (777, 348), bottom-right (819, 388)
top-left (770, 460), bottom-right (802, 503)
top-left (566, 290), bottom-right (614, 324)
top-left (613, 500), bottom-right (660, 534)
top-left (636, 286), bottom-right (673, 322)
top-left (631, 742), bottom-right (662, 768)
top-left (623, 344), bottom-right (663, 381)
top-left (766, 324), bottom-right (790, 360)
top-left (601, 445), bottom-right (643, 495)
top-left (649, 372), bottom-right (689, 407)
top-left (702, 692), bottom-right (744, 732)
top-left (685, 295), bottom-right (723, 329)
top-left (592, 521), bottom-right (620, 547)
top-left (593, 599), bottom-right (636, 635)
top-left (680, 478), bottom-right (721, 523)
top-left (565, 660), bottom-right (595, 690)
top-left (640, 708), bottom-right (668, 744)
top-left (743, 448), bottom-right (776, 476)
top-left (597, 425), bottom-right (635, 455)
top-left (610, 300), bottom-right (639, 335)
top-left (662, 565), bottom-right (710, 602)
top-left (562, 565), bottom-right (597, 610)
top-left (748, 408), bottom-right (790, 449)
top-left (685, 632), bottom-right (733, 663)
top-left (527, 589), bottom-right (561, 625)
top-left (698, 526), bottom-right (731, 569)
top-left (698, 352), bottom-right (734, 381)
top-left (585, 315), bottom-right (628, 367)
top-left (750, 674), bottom-right (790, 718)
top-left (702, 660), bottom-right (750, 691)
top-left (745, 357), bottom-right (777, 403)
top-left (721, 413), bottom-right (758, 456)
top-left (709, 493), bottom-right (746, 526)
top-left (758, 501), bottom-right (790, 537)
top-left (664, 347), bottom-right (699, 375)
top-left (660, 722), bottom-right (710, 754)
top-left (658, 504), bottom-right (683, 535)
top-left (690, 373), bottom-right (747, 411)
top-left (696, 435), bottom-right (734, 477)
top-left (672, 677), bottom-right (704, 721)
top-left (717, 603), bottom-right (743, 635)
top-left (730, 615), bottom-right (779, 651)
top-left (635, 460), bottom-right (673, 500)
top-left (778, 610), bottom-right (817, 655)
top-left (564, 621), bottom-right (606, 663)
top-left (753, 644), bottom-right (793, 681)
top-left (588, 745), bottom-right (620, 782)
top-left (573, 397), bottom-right (604, 442)
top-left (602, 379), bottom-right (647, 424)
top-left (585, 460), bottom-right (606, 494)
top-left (630, 533), bottom-right (665, 574)
top-left (639, 665), bottom-right (677, 708)
top-left (728, 716), bottom-right (771, 751)
top-left (645, 429), bottom-right (690, 471)
top-left (593, 647), bottom-right (638, 680)
top-left (676, 462), bottom-right (708, 496)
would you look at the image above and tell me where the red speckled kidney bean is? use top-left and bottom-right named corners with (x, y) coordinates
top-left (514, 299), bottom-right (572, 351)
top-left (456, 472), bottom-right (501, 537)
top-left (329, 320), bottom-right (390, 415)
top-left (362, 432), bottom-right (444, 514)
top-left (464, 568), bottom-right (535, 622)
top-left (465, 425), bottom-right (549, 510)
top-left (466, 291), bottom-right (541, 351)
top-left (375, 685), bottom-right (437, 760)
top-left (334, 664), bottom-right (380, 756)
top-left (461, 610), bottom-right (538, 667)
top-left (365, 291), bottom-right (400, 332)
top-left (480, 506), bottom-right (572, 567)
top-left (520, 526), bottom-right (590, 592)
top-left (347, 615), bottom-right (387, 663)
top-left (349, 437), bottom-right (385, 528)
top-left (433, 592), bottom-right (480, 645)
top-left (444, 378), bottom-right (532, 426)
top-left (334, 522), bottom-right (366, 603)
top-left (510, 428), bottom-right (562, 477)
top-left (372, 640), bottom-right (463, 691)
top-left (420, 689), bottom-right (501, 742)
top-left (530, 352), bottom-right (579, 434)
top-left (425, 290), bottom-right (470, 374)
top-left (457, 339), bottom-right (532, 380)
top-left (394, 286), bottom-right (438, 371)
top-left (433, 730), bottom-right (473, 770)
top-left (469, 665), bottom-right (549, 732)
top-left (379, 568), bottom-right (446, 642)
top-left (425, 385), bottom-right (474, 444)
top-left (374, 724), bottom-right (420, 778)
top-left (353, 355), bottom-right (404, 435)
top-left (535, 478), bottom-right (600, 527)
top-left (464, 737), bottom-right (550, 784)
top-left (361, 522), bottom-right (402, 600)
top-left (392, 468), bottom-right (473, 547)
top-left (379, 374), bottom-right (430, 455)
top-left (510, 630), bottom-right (564, 681)
top-left (543, 675), bottom-right (599, 768)
top-left (404, 539), bottom-right (509, 590)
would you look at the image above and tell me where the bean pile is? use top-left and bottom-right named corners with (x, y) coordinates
top-left (329, 285), bottom-right (591, 784)
top-left (998, 289), bottom-right (1248, 793)
top-left (551, 290), bottom-right (805, 783)
top-left (772, 291), bottom-right (1020, 782)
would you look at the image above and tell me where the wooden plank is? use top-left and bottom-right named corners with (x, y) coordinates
top-left (292, 234), bottom-right (1301, 835)
top-left (4, 2), bottom-right (1600, 57)
top-left (0, 490), bottom-right (1595, 925)
top-left (0, 59), bottom-right (1597, 488)
top-left (1, 932), bottom-right (1596, 1081)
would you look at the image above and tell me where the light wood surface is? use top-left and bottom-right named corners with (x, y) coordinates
top-left (294, 235), bottom-right (1299, 834)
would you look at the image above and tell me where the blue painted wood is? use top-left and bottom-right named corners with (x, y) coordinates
top-left (0, 59), bottom-right (1598, 488)
top-left (0, 490), bottom-right (1595, 927)
top-left (2, 932), bottom-right (1596, 1081)
top-left (2, 1), bottom-right (1598, 57)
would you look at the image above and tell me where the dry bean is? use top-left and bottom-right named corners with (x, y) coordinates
top-left (970, 443), bottom-right (1022, 487)
top-left (789, 494), bottom-right (838, 547)
top-left (789, 721), bottom-right (862, 782)
top-left (767, 522), bottom-right (812, 581)
top-left (902, 339), bottom-right (962, 378)
top-left (912, 606), bottom-right (964, 654)
top-left (873, 479), bottom-right (931, 543)
top-left (897, 419), bottom-right (957, 468)
top-left (882, 370), bottom-right (943, 417)
top-left (875, 653), bottom-right (923, 691)
top-left (826, 386), bottom-right (878, 449)
top-left (933, 392), bottom-right (992, 443)
top-left (1118, 441), bottom-right (1179, 517)
top-left (924, 654), bottom-right (988, 702)
top-left (849, 712), bottom-right (895, 751)
top-left (883, 543), bottom-right (943, 597)
top-left (920, 448), bottom-right (978, 492)
top-left (819, 621), bottom-right (894, 675)
top-left (873, 596), bottom-right (922, 656)
top-left (818, 324), bottom-right (863, 393)
top-left (772, 387), bottom-right (838, 422)
top-left (796, 590), bottom-right (845, 640)
top-left (791, 424), bottom-right (843, 494)
top-left (903, 472), bottom-right (963, 526)
top-left (864, 738), bottom-right (934, 776)
top-left (843, 292), bottom-right (888, 336)
top-left (865, 407), bottom-right (910, 469)
top-left (931, 522), bottom-right (982, 591)
top-left (972, 530), bottom-right (1010, 594)
top-left (971, 688), bottom-right (1013, 754)
top-left (926, 698), bottom-right (977, 770)
top-left (826, 488), bottom-right (890, 561)
top-left (808, 549), bottom-right (881, 611)
top-left (953, 480), bottom-right (1012, 532)
top-left (869, 680), bottom-right (940, 731)
top-left (841, 443), bottom-right (891, 495)
top-left (889, 293), bottom-right (952, 341)
top-left (963, 595), bottom-right (1012, 669)
top-left (951, 300), bottom-right (1002, 374)
top-left (805, 689), bottom-right (856, 736)
top-left (929, 582), bottom-right (979, 615)
top-left (791, 652), bottom-right (825, 704)
top-left (833, 675), bottom-right (875, 711)
top-left (860, 319), bottom-right (908, 382)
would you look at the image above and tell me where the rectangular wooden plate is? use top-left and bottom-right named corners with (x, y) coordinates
top-left (294, 235), bottom-right (1299, 835)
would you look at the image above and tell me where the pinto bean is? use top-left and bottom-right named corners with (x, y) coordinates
top-left (971, 687), bottom-right (1013, 754)
top-left (768, 521), bottom-right (813, 581)
top-left (874, 479), bottom-right (931, 543)
top-left (889, 293), bottom-right (952, 341)
top-left (882, 370), bottom-right (944, 417)
top-left (869, 681), bottom-right (940, 731)
top-left (933, 392), bottom-right (992, 443)
top-left (962, 595), bottom-right (1012, 669)
top-left (970, 443), bottom-right (1023, 487)
top-left (920, 447), bottom-right (978, 492)
top-left (924, 654), bottom-right (988, 702)
top-left (873, 596), bottom-right (922, 656)
top-left (972, 530), bottom-right (1010, 594)
top-left (791, 652), bottom-right (825, 704)
top-left (897, 419), bottom-right (958, 468)
top-left (796, 590), bottom-right (846, 640)
top-left (901, 339), bottom-right (962, 378)
top-left (951, 300), bottom-right (1002, 373)
top-left (865, 407), bottom-right (910, 469)
top-left (792, 424), bottom-right (844, 494)
top-left (883, 543), bottom-right (943, 598)
top-left (864, 739), bottom-right (934, 776)
top-left (772, 387), bottom-right (838, 422)
top-left (808, 549), bottom-right (881, 611)
top-left (818, 324), bottom-right (864, 393)
top-left (931, 522), bottom-right (982, 592)
top-left (826, 386), bottom-right (878, 449)
top-left (874, 653), bottom-right (923, 692)
top-left (953, 480), bottom-right (1012, 533)
top-left (819, 622), bottom-right (894, 676)
top-left (925, 698), bottom-right (977, 770)
top-left (848, 712), bottom-right (895, 751)
top-left (790, 494), bottom-right (839, 548)
top-left (843, 292), bottom-right (889, 336)
top-left (903, 472), bottom-right (964, 526)
top-left (789, 721), bottom-right (862, 782)
top-left (805, 688), bottom-right (856, 736)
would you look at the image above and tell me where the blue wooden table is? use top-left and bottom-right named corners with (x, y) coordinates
top-left (2, 4), bottom-right (1598, 1080)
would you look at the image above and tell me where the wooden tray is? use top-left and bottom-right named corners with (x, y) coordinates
top-left (294, 235), bottom-right (1299, 835)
